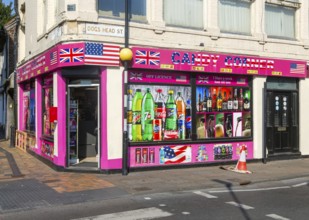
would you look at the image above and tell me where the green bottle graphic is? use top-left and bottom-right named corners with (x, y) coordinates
top-left (165, 90), bottom-right (177, 131)
top-left (141, 88), bottom-right (155, 141)
top-left (132, 89), bottom-right (143, 141)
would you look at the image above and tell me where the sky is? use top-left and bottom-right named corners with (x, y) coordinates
top-left (2, 0), bottom-right (13, 6)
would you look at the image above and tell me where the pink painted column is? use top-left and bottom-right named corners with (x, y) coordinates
top-left (18, 84), bottom-right (24, 130)
top-left (100, 67), bottom-right (108, 169)
top-left (36, 77), bottom-right (43, 153)
top-left (55, 71), bottom-right (67, 167)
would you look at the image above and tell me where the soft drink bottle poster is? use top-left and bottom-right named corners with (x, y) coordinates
top-left (128, 85), bottom-right (192, 142)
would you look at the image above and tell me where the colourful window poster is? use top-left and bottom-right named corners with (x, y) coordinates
top-left (159, 145), bottom-right (192, 165)
top-left (23, 91), bottom-right (30, 131)
top-left (128, 84), bottom-right (192, 143)
top-left (129, 141), bottom-right (253, 167)
top-left (41, 140), bottom-right (54, 159)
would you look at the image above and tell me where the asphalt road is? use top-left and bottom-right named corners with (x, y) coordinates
top-left (2, 177), bottom-right (309, 220)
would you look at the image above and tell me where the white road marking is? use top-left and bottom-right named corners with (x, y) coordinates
top-left (73, 207), bottom-right (173, 220)
top-left (266, 214), bottom-right (290, 220)
top-left (292, 182), bottom-right (308, 188)
top-left (209, 186), bottom-right (290, 193)
top-left (144, 197), bottom-right (152, 200)
top-left (193, 191), bottom-right (218, 198)
top-left (159, 204), bottom-right (166, 207)
top-left (226, 201), bottom-right (254, 210)
top-left (182, 212), bottom-right (190, 215)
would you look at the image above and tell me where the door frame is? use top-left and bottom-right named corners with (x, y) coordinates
top-left (265, 89), bottom-right (299, 156)
top-left (67, 83), bottom-right (100, 168)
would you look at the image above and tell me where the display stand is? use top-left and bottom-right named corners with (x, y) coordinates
top-left (69, 100), bottom-right (79, 164)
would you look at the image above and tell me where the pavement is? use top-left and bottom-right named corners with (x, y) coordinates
top-left (1, 139), bottom-right (309, 214)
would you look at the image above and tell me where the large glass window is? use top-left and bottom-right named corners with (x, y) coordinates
top-left (128, 85), bottom-right (192, 142)
top-left (265, 4), bottom-right (295, 39)
top-left (23, 81), bottom-right (35, 132)
top-left (219, 0), bottom-right (251, 34)
top-left (128, 71), bottom-right (252, 144)
top-left (42, 76), bottom-right (54, 137)
top-left (98, 0), bottom-right (146, 22)
top-left (196, 86), bottom-right (251, 139)
top-left (164, 0), bottom-right (203, 29)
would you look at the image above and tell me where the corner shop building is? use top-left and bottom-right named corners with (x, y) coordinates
top-left (16, 41), bottom-right (308, 172)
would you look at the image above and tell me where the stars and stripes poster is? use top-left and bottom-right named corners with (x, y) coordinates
top-left (290, 63), bottom-right (306, 74)
top-left (160, 146), bottom-right (192, 164)
top-left (49, 50), bottom-right (58, 66)
top-left (84, 42), bottom-right (120, 66)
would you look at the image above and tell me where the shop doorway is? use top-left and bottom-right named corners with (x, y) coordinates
top-left (67, 84), bottom-right (100, 169)
top-left (265, 90), bottom-right (299, 155)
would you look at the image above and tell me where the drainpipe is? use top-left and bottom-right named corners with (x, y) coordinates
top-left (11, 0), bottom-right (20, 147)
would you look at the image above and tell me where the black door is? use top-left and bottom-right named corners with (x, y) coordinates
top-left (266, 91), bottom-right (299, 154)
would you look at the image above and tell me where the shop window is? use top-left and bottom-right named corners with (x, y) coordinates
top-left (23, 81), bottom-right (35, 132)
top-left (42, 76), bottom-right (54, 137)
top-left (164, 0), bottom-right (203, 29)
top-left (196, 86), bottom-right (251, 139)
top-left (218, 0), bottom-right (251, 35)
top-left (128, 84), bottom-right (192, 142)
top-left (265, 4), bottom-right (295, 39)
top-left (98, 0), bottom-right (146, 22)
top-left (128, 71), bottom-right (252, 144)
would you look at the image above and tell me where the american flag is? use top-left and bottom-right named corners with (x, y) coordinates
top-left (50, 51), bottom-right (57, 65)
top-left (237, 77), bottom-right (246, 84)
top-left (85, 42), bottom-right (120, 66)
top-left (175, 75), bottom-right (187, 82)
top-left (135, 50), bottom-right (160, 65)
top-left (290, 63), bottom-right (306, 74)
top-left (163, 146), bottom-right (191, 164)
top-left (59, 48), bottom-right (84, 63)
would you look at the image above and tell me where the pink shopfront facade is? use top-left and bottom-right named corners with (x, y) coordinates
top-left (127, 47), bottom-right (307, 169)
top-left (16, 43), bottom-right (307, 172)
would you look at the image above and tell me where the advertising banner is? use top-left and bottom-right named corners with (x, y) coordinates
top-left (129, 141), bottom-right (253, 167)
top-left (131, 47), bottom-right (307, 78)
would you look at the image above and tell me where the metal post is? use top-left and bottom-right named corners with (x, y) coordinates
top-left (122, 0), bottom-right (130, 175)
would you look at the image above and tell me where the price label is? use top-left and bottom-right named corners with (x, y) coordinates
top-left (192, 66), bottom-right (205, 71)
top-left (272, 71), bottom-right (282, 76)
top-left (220, 68), bottom-right (232, 73)
top-left (247, 70), bottom-right (258, 74)
top-left (160, 64), bottom-right (174, 69)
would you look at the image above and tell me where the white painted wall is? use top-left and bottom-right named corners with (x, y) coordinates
top-left (106, 67), bottom-right (123, 159)
top-left (253, 77), bottom-right (267, 159)
top-left (299, 78), bottom-right (309, 155)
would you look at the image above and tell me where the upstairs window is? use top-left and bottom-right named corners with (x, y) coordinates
top-left (219, 0), bottom-right (251, 35)
top-left (164, 0), bottom-right (203, 29)
top-left (98, 0), bottom-right (146, 22)
top-left (265, 4), bottom-right (295, 39)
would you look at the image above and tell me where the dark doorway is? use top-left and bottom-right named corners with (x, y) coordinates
top-left (68, 85), bottom-right (99, 169)
top-left (266, 91), bottom-right (299, 155)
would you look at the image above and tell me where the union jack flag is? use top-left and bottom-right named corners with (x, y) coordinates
top-left (59, 48), bottom-right (84, 63)
top-left (129, 72), bottom-right (143, 81)
top-left (162, 146), bottom-right (191, 164)
top-left (197, 76), bottom-right (209, 84)
top-left (135, 50), bottom-right (160, 65)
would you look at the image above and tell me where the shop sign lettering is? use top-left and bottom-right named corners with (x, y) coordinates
top-left (171, 52), bottom-right (274, 70)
